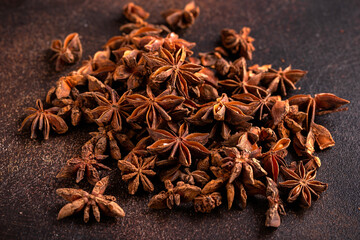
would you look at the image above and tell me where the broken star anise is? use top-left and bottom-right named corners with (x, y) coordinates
top-left (123, 2), bottom-right (150, 24)
top-left (162, 1), bottom-right (200, 29)
top-left (57, 176), bottom-right (125, 223)
top-left (50, 32), bottom-right (82, 71)
top-left (148, 180), bottom-right (201, 209)
top-left (18, 99), bottom-right (68, 140)
top-left (221, 27), bottom-right (255, 60)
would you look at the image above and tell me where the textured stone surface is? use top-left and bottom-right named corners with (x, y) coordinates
top-left (0, 0), bottom-right (359, 239)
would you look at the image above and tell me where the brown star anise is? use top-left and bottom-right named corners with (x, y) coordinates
top-left (57, 176), bottom-right (125, 223)
top-left (265, 177), bottom-right (285, 228)
top-left (261, 66), bottom-right (307, 96)
top-left (50, 33), bottom-right (82, 71)
top-left (126, 85), bottom-right (185, 128)
top-left (147, 47), bottom-right (203, 98)
top-left (148, 180), bottom-right (201, 209)
top-left (232, 92), bottom-right (280, 120)
top-left (19, 99), bottom-right (68, 140)
top-left (147, 123), bottom-right (210, 166)
top-left (56, 141), bottom-right (111, 185)
top-left (221, 27), bottom-right (255, 60)
top-left (193, 192), bottom-right (222, 213)
top-left (279, 162), bottom-right (328, 208)
top-left (123, 2), bottom-right (149, 24)
top-left (118, 153), bottom-right (156, 194)
top-left (91, 88), bottom-right (133, 131)
top-left (161, 1), bottom-right (200, 29)
top-left (187, 93), bottom-right (253, 139)
top-left (260, 138), bottom-right (290, 182)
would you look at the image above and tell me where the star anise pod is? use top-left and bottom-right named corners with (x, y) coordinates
top-left (46, 74), bottom-right (86, 101)
top-left (56, 141), bottom-right (111, 185)
top-left (19, 99), bottom-right (68, 140)
top-left (187, 93), bottom-right (253, 140)
top-left (219, 57), bottom-right (266, 95)
top-left (221, 27), bottom-right (255, 60)
top-left (271, 100), bottom-right (307, 138)
top-left (118, 152), bottom-right (156, 194)
top-left (148, 180), bottom-right (201, 209)
top-left (147, 123), bottom-right (210, 166)
top-left (91, 88), bottom-right (133, 131)
top-left (260, 138), bottom-right (290, 182)
top-left (265, 177), bottom-right (285, 228)
top-left (219, 147), bottom-right (267, 209)
top-left (50, 32), bottom-right (82, 71)
top-left (123, 2), bottom-right (149, 24)
top-left (193, 192), bottom-right (222, 213)
top-left (57, 176), bottom-right (125, 223)
top-left (162, 1), bottom-right (200, 29)
top-left (232, 92), bottom-right (280, 120)
top-left (147, 47), bottom-right (203, 98)
top-left (279, 162), bottom-right (328, 208)
top-left (126, 85), bottom-right (185, 129)
top-left (261, 66), bottom-right (307, 96)
top-left (179, 168), bottom-right (211, 187)
top-left (88, 126), bottom-right (135, 160)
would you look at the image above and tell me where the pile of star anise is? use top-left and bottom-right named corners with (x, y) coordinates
top-left (19, 2), bottom-right (350, 227)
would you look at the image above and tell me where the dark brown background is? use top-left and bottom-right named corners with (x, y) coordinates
top-left (0, 0), bottom-right (359, 239)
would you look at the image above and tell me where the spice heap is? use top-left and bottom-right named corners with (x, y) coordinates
top-left (19, 2), bottom-right (349, 227)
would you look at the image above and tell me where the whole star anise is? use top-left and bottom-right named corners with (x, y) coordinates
top-left (50, 33), bottom-right (82, 71)
top-left (147, 47), bottom-right (202, 98)
top-left (18, 99), bottom-right (68, 140)
top-left (126, 85), bottom-right (185, 128)
top-left (118, 153), bottom-right (156, 194)
top-left (279, 162), bottom-right (328, 208)
top-left (56, 141), bottom-right (111, 185)
top-left (147, 123), bottom-right (210, 167)
top-left (261, 66), bottom-right (307, 96)
top-left (57, 176), bottom-right (125, 223)
top-left (91, 88), bottom-right (133, 131)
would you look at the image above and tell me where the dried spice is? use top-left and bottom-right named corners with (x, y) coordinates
top-left (162, 1), bottom-right (200, 29)
top-left (57, 177), bottom-right (125, 222)
top-left (51, 33), bottom-right (82, 71)
top-left (19, 2), bottom-right (350, 228)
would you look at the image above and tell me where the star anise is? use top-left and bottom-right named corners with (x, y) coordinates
top-left (88, 126), bottom-right (135, 160)
top-left (118, 153), bottom-right (156, 194)
top-left (187, 93), bottom-right (253, 140)
top-left (19, 99), bottom-right (68, 140)
top-left (126, 85), bottom-right (185, 128)
top-left (147, 47), bottom-right (203, 98)
top-left (50, 32), bottom-right (82, 71)
top-left (261, 66), bottom-right (307, 96)
top-left (148, 180), bottom-right (201, 209)
top-left (56, 176), bottom-right (125, 222)
top-left (232, 92), bottom-right (280, 120)
top-left (260, 138), bottom-right (290, 182)
top-left (219, 57), bottom-right (266, 95)
top-left (91, 88), bottom-right (133, 131)
top-left (193, 192), bottom-right (222, 213)
top-left (221, 27), bottom-right (255, 60)
top-left (162, 1), bottom-right (200, 29)
top-left (147, 123), bottom-right (210, 167)
top-left (123, 2), bottom-right (149, 24)
top-left (179, 168), bottom-right (211, 187)
top-left (279, 162), bottom-right (328, 208)
top-left (219, 147), bottom-right (267, 209)
top-left (56, 141), bottom-right (111, 185)
top-left (265, 177), bottom-right (285, 228)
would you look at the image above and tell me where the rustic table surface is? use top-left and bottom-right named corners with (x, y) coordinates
top-left (0, 0), bottom-right (359, 239)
